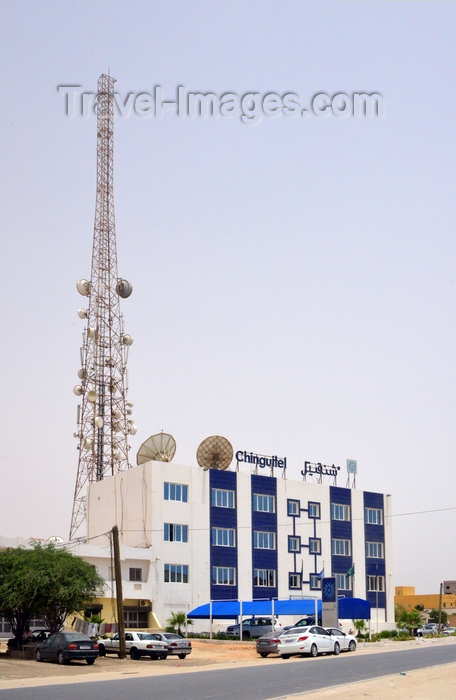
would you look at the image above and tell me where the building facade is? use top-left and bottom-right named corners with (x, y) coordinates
top-left (84, 459), bottom-right (394, 630)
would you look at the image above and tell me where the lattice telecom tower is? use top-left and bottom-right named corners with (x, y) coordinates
top-left (70, 74), bottom-right (136, 541)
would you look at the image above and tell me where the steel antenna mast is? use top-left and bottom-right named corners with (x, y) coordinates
top-left (70, 74), bottom-right (136, 541)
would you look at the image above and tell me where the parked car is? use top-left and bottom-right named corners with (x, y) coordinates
top-left (35, 632), bottom-right (98, 665)
top-left (277, 625), bottom-right (341, 659)
top-left (98, 631), bottom-right (168, 659)
top-left (417, 623), bottom-right (438, 637)
top-left (442, 627), bottom-right (456, 635)
top-left (325, 627), bottom-right (357, 652)
top-left (226, 617), bottom-right (282, 639)
top-left (8, 628), bottom-right (51, 650)
top-left (151, 632), bottom-right (192, 659)
top-left (256, 630), bottom-right (286, 657)
top-left (283, 616), bottom-right (321, 630)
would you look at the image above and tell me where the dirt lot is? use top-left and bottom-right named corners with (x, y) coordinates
top-left (1, 636), bottom-right (455, 698)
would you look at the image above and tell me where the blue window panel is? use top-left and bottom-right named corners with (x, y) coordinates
top-left (210, 470), bottom-right (238, 600)
top-left (251, 475), bottom-right (278, 599)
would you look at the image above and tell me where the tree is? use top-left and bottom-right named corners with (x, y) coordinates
top-left (395, 604), bottom-right (422, 636)
top-left (167, 611), bottom-right (193, 636)
top-left (0, 543), bottom-right (105, 647)
top-left (352, 619), bottom-right (366, 637)
top-left (429, 608), bottom-right (448, 626)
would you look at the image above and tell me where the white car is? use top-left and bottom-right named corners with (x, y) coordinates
top-left (98, 631), bottom-right (168, 660)
top-left (325, 627), bottom-right (357, 652)
top-left (226, 617), bottom-right (282, 639)
top-left (278, 625), bottom-right (341, 658)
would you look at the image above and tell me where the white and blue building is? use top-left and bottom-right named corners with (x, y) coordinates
top-left (83, 452), bottom-right (394, 631)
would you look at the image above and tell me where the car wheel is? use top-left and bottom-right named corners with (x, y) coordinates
top-left (333, 642), bottom-right (340, 656)
top-left (348, 640), bottom-right (356, 652)
top-left (86, 658), bottom-right (95, 665)
top-left (310, 644), bottom-right (318, 657)
top-left (242, 631), bottom-right (250, 639)
top-left (130, 647), bottom-right (140, 660)
top-left (98, 644), bottom-right (106, 657)
top-left (58, 651), bottom-right (69, 665)
top-left (281, 654), bottom-right (290, 660)
top-left (35, 649), bottom-right (43, 662)
top-left (260, 652), bottom-right (268, 658)
top-left (178, 653), bottom-right (186, 659)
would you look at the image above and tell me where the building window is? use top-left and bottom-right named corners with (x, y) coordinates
top-left (332, 539), bottom-right (351, 556)
top-left (124, 611), bottom-right (148, 629)
top-left (212, 566), bottom-right (236, 586)
top-left (212, 527), bottom-right (235, 547)
top-left (252, 493), bottom-right (275, 513)
top-left (211, 488), bottom-right (235, 508)
top-left (164, 564), bottom-right (188, 583)
top-left (336, 574), bottom-right (351, 590)
top-left (164, 482), bottom-right (188, 503)
top-left (365, 507), bottom-right (383, 525)
top-left (309, 574), bottom-right (321, 590)
top-left (367, 575), bottom-right (385, 592)
top-left (289, 573), bottom-right (301, 589)
top-left (309, 538), bottom-right (321, 554)
top-left (164, 523), bottom-right (188, 543)
top-left (366, 541), bottom-right (384, 558)
top-left (331, 503), bottom-right (350, 521)
top-left (288, 535), bottom-right (300, 552)
top-left (129, 568), bottom-right (142, 582)
top-left (253, 531), bottom-right (276, 549)
top-left (254, 569), bottom-right (276, 587)
top-left (308, 502), bottom-right (321, 518)
top-left (288, 499), bottom-right (300, 516)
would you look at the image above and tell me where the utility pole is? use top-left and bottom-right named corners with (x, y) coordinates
top-left (112, 525), bottom-right (126, 658)
top-left (438, 581), bottom-right (443, 633)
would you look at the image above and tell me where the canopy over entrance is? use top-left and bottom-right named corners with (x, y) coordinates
top-left (187, 597), bottom-right (370, 620)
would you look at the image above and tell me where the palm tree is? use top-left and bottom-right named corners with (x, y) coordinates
top-left (167, 611), bottom-right (193, 636)
top-left (352, 619), bottom-right (366, 637)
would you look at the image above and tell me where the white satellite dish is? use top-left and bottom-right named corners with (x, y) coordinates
top-left (46, 536), bottom-right (64, 544)
top-left (196, 435), bottom-right (233, 471)
top-left (136, 433), bottom-right (177, 465)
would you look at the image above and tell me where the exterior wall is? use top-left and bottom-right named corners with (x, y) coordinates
top-left (85, 462), bottom-right (394, 631)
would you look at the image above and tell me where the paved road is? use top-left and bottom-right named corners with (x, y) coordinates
top-left (0, 644), bottom-right (455, 699)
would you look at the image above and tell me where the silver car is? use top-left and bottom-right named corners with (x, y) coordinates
top-left (226, 617), bottom-right (282, 639)
top-left (256, 630), bottom-right (285, 657)
top-left (152, 632), bottom-right (192, 659)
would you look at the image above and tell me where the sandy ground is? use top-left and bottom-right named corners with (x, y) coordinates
top-left (0, 636), bottom-right (455, 698)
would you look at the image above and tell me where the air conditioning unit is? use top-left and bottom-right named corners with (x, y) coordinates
top-left (139, 600), bottom-right (147, 607)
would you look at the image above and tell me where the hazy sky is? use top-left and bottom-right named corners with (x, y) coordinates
top-left (1, 1), bottom-right (455, 595)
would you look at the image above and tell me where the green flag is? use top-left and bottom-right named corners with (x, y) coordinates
top-left (346, 564), bottom-right (355, 577)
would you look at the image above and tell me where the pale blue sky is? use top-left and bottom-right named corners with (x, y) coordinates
top-left (1, 0), bottom-right (455, 593)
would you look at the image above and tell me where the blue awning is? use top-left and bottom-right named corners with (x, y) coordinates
top-left (187, 597), bottom-right (370, 620)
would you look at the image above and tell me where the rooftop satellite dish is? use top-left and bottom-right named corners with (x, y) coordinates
top-left (196, 435), bottom-right (233, 471)
top-left (46, 536), bottom-right (64, 544)
top-left (136, 433), bottom-right (176, 465)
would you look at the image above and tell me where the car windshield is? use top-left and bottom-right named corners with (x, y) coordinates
top-left (64, 633), bottom-right (91, 641)
top-left (137, 633), bottom-right (157, 640)
top-left (283, 627), bottom-right (310, 636)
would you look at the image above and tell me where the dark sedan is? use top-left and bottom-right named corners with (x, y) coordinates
top-left (152, 632), bottom-right (192, 659)
top-left (35, 632), bottom-right (99, 665)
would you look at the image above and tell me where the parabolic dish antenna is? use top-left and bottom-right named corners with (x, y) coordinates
top-left (196, 435), bottom-right (233, 471)
top-left (136, 433), bottom-right (177, 465)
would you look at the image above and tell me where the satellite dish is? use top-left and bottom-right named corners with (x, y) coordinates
top-left (77, 308), bottom-right (87, 319)
top-left (73, 385), bottom-right (83, 396)
top-left (87, 390), bottom-right (97, 403)
top-left (116, 279), bottom-right (133, 298)
top-left (137, 433), bottom-right (177, 465)
top-left (196, 435), bottom-right (233, 471)
top-left (46, 536), bottom-right (64, 544)
top-left (76, 279), bottom-right (91, 296)
top-left (122, 334), bottom-right (133, 346)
